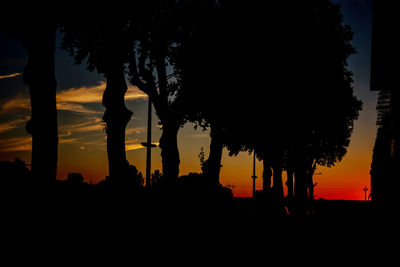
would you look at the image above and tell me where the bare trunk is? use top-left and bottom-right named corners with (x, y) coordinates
top-left (159, 122), bottom-right (180, 184)
top-left (286, 169), bottom-right (294, 200)
top-left (262, 160), bottom-right (272, 193)
top-left (295, 169), bottom-right (307, 202)
top-left (203, 122), bottom-right (223, 187)
top-left (102, 68), bottom-right (132, 180)
top-left (307, 167), bottom-right (316, 200)
top-left (272, 165), bottom-right (284, 200)
top-left (23, 26), bottom-right (58, 184)
top-left (293, 143), bottom-right (308, 205)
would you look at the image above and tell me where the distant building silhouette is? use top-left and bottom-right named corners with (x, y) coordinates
top-left (370, 1), bottom-right (400, 208)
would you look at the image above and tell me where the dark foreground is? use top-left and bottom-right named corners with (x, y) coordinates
top-left (51, 184), bottom-right (378, 224)
top-left (4, 184), bottom-right (392, 248)
top-left (3, 183), bottom-right (377, 220)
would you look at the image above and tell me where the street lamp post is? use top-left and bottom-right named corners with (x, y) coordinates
top-left (363, 186), bottom-right (369, 201)
top-left (141, 97), bottom-right (157, 188)
top-left (252, 150), bottom-right (257, 198)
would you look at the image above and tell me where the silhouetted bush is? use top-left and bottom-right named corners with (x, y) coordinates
top-left (66, 172), bottom-right (84, 183)
top-left (96, 162), bottom-right (144, 193)
top-left (0, 158), bottom-right (31, 186)
top-left (177, 172), bottom-right (233, 200)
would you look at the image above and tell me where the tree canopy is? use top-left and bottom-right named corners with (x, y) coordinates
top-left (175, 0), bottom-right (362, 200)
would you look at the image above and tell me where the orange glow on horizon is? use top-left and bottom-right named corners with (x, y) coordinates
top-left (1, 135), bottom-right (372, 201)
top-left (0, 108), bottom-right (373, 202)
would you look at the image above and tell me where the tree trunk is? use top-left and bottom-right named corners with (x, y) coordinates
top-left (159, 121), bottom-right (180, 184)
top-left (286, 169), bottom-right (294, 200)
top-left (293, 143), bottom-right (308, 205)
top-left (262, 160), bottom-right (272, 193)
top-left (22, 26), bottom-right (58, 184)
top-left (203, 123), bottom-right (223, 188)
top-left (102, 67), bottom-right (132, 181)
top-left (307, 167), bottom-right (316, 200)
top-left (294, 161), bottom-right (308, 205)
top-left (272, 165), bottom-right (284, 200)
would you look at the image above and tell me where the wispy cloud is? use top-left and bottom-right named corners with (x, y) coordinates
top-left (0, 72), bottom-right (21, 80)
top-left (56, 102), bottom-right (102, 115)
top-left (80, 139), bottom-right (106, 146)
top-left (72, 123), bottom-right (104, 133)
top-left (0, 135), bottom-right (79, 153)
top-left (126, 84), bottom-right (148, 101)
top-left (59, 138), bottom-right (78, 144)
top-left (0, 80), bottom-right (147, 116)
top-left (0, 116), bottom-right (29, 134)
top-left (59, 118), bottom-right (146, 137)
top-left (126, 143), bottom-right (146, 151)
top-left (126, 126), bottom-right (146, 135)
top-left (0, 93), bottom-right (30, 115)
top-left (0, 80), bottom-right (148, 152)
top-left (125, 139), bottom-right (159, 151)
top-left (0, 136), bottom-right (31, 152)
top-left (59, 117), bottom-right (104, 134)
top-left (57, 81), bottom-right (147, 104)
top-left (0, 128), bottom-right (151, 153)
top-left (72, 137), bottom-right (155, 151)
top-left (0, 94), bottom-right (102, 116)
top-left (57, 82), bottom-right (105, 103)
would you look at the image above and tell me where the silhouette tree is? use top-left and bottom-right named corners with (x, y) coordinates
top-left (126, 0), bottom-right (179, 184)
top-left (127, 0), bottom-right (218, 184)
top-left (202, 1), bottom-right (287, 202)
top-left (290, 0), bottom-right (361, 203)
top-left (206, 0), bottom-right (361, 208)
top-left (60, 0), bottom-right (135, 182)
top-left (290, 0), bottom-right (360, 205)
top-left (262, 159), bottom-right (273, 194)
top-left (97, 161), bottom-right (144, 190)
top-left (1, 3), bottom-right (59, 184)
top-left (173, 0), bottom-right (253, 188)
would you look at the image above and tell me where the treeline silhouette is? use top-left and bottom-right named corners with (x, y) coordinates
top-left (1, 0), bottom-right (366, 217)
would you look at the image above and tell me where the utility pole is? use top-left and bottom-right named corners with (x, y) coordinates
top-left (141, 97), bottom-right (157, 188)
top-left (363, 186), bottom-right (369, 201)
top-left (252, 151), bottom-right (257, 198)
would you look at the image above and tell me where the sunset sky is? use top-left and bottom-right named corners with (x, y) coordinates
top-left (0, 0), bottom-right (376, 200)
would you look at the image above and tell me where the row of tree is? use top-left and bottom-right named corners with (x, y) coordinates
top-left (1, 0), bottom-right (362, 204)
